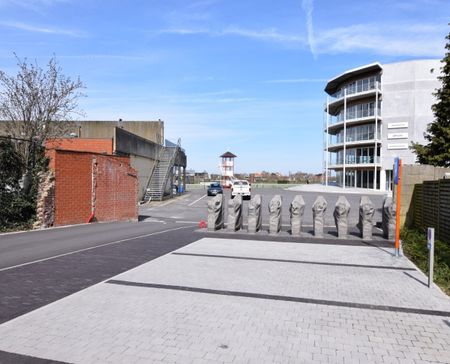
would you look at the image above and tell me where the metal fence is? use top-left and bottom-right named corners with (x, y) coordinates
top-left (412, 178), bottom-right (450, 243)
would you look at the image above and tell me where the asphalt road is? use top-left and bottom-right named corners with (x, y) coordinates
top-left (0, 186), bottom-right (387, 327)
top-left (142, 186), bottom-right (387, 228)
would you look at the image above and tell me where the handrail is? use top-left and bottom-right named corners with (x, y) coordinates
top-left (160, 138), bottom-right (181, 191)
top-left (143, 138), bottom-right (182, 201)
top-left (142, 142), bottom-right (166, 201)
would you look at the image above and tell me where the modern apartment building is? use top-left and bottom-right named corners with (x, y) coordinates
top-left (323, 60), bottom-right (441, 191)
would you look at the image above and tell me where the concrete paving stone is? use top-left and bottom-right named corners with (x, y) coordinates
top-left (1, 237), bottom-right (450, 363)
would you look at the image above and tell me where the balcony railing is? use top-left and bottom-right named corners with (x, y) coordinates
top-left (329, 106), bottom-right (381, 125)
top-left (329, 132), bottom-right (381, 146)
top-left (330, 77), bottom-right (380, 99)
top-left (329, 156), bottom-right (381, 166)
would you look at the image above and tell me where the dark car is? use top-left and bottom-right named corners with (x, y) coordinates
top-left (207, 182), bottom-right (223, 196)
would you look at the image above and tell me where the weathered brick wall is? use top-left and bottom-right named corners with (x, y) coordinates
top-left (93, 155), bottom-right (138, 222)
top-left (33, 170), bottom-right (56, 229)
top-left (46, 138), bottom-right (113, 154)
top-left (53, 150), bottom-right (93, 226)
top-left (48, 150), bottom-right (138, 226)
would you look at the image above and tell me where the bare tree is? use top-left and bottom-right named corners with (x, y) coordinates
top-left (0, 55), bottom-right (85, 193)
top-left (0, 55), bottom-right (85, 156)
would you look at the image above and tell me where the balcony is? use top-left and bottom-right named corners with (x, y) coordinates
top-left (326, 126), bottom-right (381, 151)
top-left (326, 108), bottom-right (381, 132)
top-left (328, 156), bottom-right (381, 169)
top-left (326, 139), bottom-right (379, 152)
top-left (330, 77), bottom-right (380, 99)
top-left (326, 78), bottom-right (381, 114)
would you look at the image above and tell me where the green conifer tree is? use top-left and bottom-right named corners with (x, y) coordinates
top-left (411, 28), bottom-right (450, 166)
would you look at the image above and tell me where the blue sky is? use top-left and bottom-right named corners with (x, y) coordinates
top-left (0, 0), bottom-right (448, 174)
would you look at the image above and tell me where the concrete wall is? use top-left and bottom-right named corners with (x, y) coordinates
top-left (381, 60), bottom-right (441, 171)
top-left (396, 164), bottom-right (450, 227)
top-left (114, 127), bottom-right (162, 159)
top-left (114, 127), bottom-right (161, 199)
top-left (114, 127), bottom-right (187, 199)
top-left (74, 120), bottom-right (164, 145)
top-left (130, 155), bottom-right (156, 200)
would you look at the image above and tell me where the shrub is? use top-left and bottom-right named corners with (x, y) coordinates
top-left (401, 227), bottom-right (450, 295)
top-left (0, 138), bottom-right (46, 231)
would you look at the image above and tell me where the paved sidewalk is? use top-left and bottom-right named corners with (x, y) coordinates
top-left (0, 237), bottom-right (449, 363)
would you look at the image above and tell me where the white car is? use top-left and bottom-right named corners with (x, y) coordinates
top-left (231, 180), bottom-right (251, 200)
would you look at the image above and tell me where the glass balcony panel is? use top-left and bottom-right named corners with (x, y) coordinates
top-left (329, 75), bottom-right (381, 99)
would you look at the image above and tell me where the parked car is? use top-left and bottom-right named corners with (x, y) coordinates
top-left (231, 180), bottom-right (251, 200)
top-left (207, 182), bottom-right (223, 196)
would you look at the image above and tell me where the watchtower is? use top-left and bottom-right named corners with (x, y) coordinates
top-left (220, 151), bottom-right (236, 187)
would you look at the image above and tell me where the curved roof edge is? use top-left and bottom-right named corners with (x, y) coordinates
top-left (325, 62), bottom-right (382, 95)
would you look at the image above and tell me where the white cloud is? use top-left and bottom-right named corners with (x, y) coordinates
top-left (301, 0), bottom-right (317, 58)
top-left (0, 21), bottom-right (84, 37)
top-left (59, 54), bottom-right (151, 61)
top-left (222, 26), bottom-right (305, 43)
top-left (0, 0), bottom-right (66, 13)
top-left (265, 78), bottom-right (327, 84)
top-left (186, 0), bottom-right (220, 9)
top-left (315, 23), bottom-right (446, 57)
top-left (157, 25), bottom-right (306, 45)
top-left (157, 15), bottom-right (445, 58)
top-left (158, 27), bottom-right (209, 35)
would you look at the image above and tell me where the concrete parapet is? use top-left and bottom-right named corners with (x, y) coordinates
top-left (312, 195), bottom-right (327, 238)
top-left (227, 194), bottom-right (243, 232)
top-left (358, 196), bottom-right (375, 240)
top-left (248, 194), bottom-right (262, 233)
top-left (334, 196), bottom-right (350, 239)
top-left (268, 195), bottom-right (282, 235)
top-left (207, 194), bottom-right (224, 231)
top-left (289, 195), bottom-right (305, 236)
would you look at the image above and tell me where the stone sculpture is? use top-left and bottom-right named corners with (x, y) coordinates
top-left (334, 196), bottom-right (350, 239)
top-left (358, 196), bottom-right (375, 240)
top-left (382, 196), bottom-right (396, 240)
top-left (248, 194), bottom-right (262, 233)
top-left (289, 195), bottom-right (305, 236)
top-left (207, 193), bottom-right (224, 231)
top-left (269, 195), bottom-right (282, 234)
top-left (227, 194), bottom-right (243, 232)
top-left (312, 195), bottom-right (327, 237)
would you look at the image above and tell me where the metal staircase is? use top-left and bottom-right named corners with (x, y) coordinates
top-left (143, 139), bottom-right (181, 202)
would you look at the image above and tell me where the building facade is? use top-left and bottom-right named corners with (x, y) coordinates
top-left (324, 60), bottom-right (441, 191)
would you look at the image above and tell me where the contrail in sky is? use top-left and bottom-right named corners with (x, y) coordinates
top-left (302, 0), bottom-right (317, 58)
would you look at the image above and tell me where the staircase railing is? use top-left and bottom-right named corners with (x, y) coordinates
top-left (142, 143), bottom-right (165, 202)
top-left (159, 138), bottom-right (181, 197)
top-left (143, 138), bottom-right (181, 202)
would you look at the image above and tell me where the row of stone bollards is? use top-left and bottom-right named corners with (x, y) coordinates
top-left (207, 194), bottom-right (396, 240)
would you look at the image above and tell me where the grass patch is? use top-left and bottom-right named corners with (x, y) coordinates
top-left (401, 227), bottom-right (450, 295)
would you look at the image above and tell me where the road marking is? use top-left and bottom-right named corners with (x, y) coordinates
top-left (142, 218), bottom-right (166, 223)
top-left (106, 280), bottom-right (450, 317)
top-left (176, 221), bottom-right (199, 224)
top-left (188, 194), bottom-right (207, 206)
top-left (0, 226), bottom-right (193, 272)
top-left (172, 252), bottom-right (415, 271)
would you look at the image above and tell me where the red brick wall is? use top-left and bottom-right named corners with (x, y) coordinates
top-left (52, 151), bottom-right (93, 226)
top-left (46, 138), bottom-right (113, 154)
top-left (94, 155), bottom-right (138, 222)
top-left (49, 150), bottom-right (138, 226)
